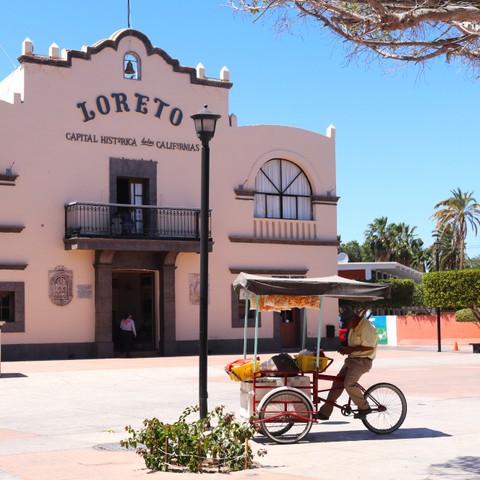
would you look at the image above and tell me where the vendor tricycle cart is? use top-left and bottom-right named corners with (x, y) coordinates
top-left (229, 273), bottom-right (407, 444)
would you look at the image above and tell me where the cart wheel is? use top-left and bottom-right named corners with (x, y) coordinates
top-left (257, 387), bottom-right (313, 444)
top-left (361, 382), bottom-right (407, 434)
top-left (258, 422), bottom-right (293, 437)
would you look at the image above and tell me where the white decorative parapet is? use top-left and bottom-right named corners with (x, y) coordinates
top-left (22, 38), bottom-right (34, 56)
top-left (196, 63), bottom-right (205, 79)
top-left (49, 42), bottom-right (60, 59)
top-left (220, 66), bottom-right (230, 82)
top-left (253, 219), bottom-right (318, 241)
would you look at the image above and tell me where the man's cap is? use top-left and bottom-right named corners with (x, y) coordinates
top-left (340, 307), bottom-right (357, 322)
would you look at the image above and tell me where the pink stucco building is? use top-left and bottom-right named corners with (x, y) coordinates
top-left (0, 30), bottom-right (340, 360)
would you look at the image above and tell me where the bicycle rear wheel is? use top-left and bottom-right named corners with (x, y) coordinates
top-left (258, 388), bottom-right (313, 444)
top-left (362, 382), bottom-right (407, 434)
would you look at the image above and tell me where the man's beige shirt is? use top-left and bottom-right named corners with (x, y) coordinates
top-left (348, 317), bottom-right (379, 360)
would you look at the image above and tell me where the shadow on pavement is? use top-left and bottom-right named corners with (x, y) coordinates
top-left (0, 373), bottom-right (28, 378)
top-left (430, 455), bottom-right (480, 479)
top-left (254, 427), bottom-right (450, 445)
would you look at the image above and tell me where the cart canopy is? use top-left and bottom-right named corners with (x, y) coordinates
top-left (233, 272), bottom-right (390, 303)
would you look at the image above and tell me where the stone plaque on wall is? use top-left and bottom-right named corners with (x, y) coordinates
top-left (189, 273), bottom-right (200, 305)
top-left (189, 273), bottom-right (210, 305)
top-left (77, 284), bottom-right (92, 299)
top-left (49, 265), bottom-right (73, 306)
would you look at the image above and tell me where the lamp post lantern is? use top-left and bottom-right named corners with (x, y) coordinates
top-left (191, 105), bottom-right (221, 419)
top-left (434, 240), bottom-right (442, 352)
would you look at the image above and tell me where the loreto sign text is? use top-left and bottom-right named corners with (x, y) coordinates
top-left (76, 92), bottom-right (183, 125)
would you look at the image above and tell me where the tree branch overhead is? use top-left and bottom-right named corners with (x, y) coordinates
top-left (229, 1), bottom-right (480, 74)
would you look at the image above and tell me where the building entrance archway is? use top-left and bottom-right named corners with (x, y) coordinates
top-left (94, 250), bottom-right (179, 358)
top-left (112, 271), bottom-right (155, 353)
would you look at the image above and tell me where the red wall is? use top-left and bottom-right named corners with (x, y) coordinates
top-left (396, 313), bottom-right (480, 346)
top-left (338, 270), bottom-right (366, 281)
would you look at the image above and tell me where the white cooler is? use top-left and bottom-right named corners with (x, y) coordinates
top-left (239, 375), bottom-right (311, 418)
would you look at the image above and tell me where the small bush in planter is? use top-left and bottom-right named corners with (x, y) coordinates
top-left (121, 405), bottom-right (266, 473)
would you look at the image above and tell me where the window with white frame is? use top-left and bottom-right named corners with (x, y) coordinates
top-left (254, 159), bottom-right (312, 220)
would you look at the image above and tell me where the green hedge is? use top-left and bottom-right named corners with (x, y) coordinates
top-left (455, 308), bottom-right (477, 322)
top-left (423, 269), bottom-right (480, 310)
top-left (340, 278), bottom-right (416, 312)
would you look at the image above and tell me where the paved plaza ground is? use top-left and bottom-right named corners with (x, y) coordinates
top-left (0, 345), bottom-right (479, 480)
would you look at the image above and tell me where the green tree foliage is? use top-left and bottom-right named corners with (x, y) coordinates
top-left (431, 188), bottom-right (480, 270)
top-left (412, 282), bottom-right (427, 312)
top-left (360, 241), bottom-right (375, 262)
top-left (390, 222), bottom-right (425, 269)
top-left (363, 217), bottom-right (425, 270)
top-left (455, 308), bottom-right (480, 322)
top-left (338, 240), bottom-right (363, 262)
top-left (466, 255), bottom-right (480, 269)
top-left (432, 227), bottom-right (461, 271)
top-left (229, 1), bottom-right (480, 75)
top-left (374, 278), bottom-right (417, 310)
top-left (340, 190), bottom-right (480, 274)
top-left (423, 269), bottom-right (480, 322)
top-left (340, 278), bottom-right (417, 313)
top-left (364, 216), bottom-right (391, 262)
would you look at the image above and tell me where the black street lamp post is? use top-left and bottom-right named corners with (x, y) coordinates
top-left (434, 240), bottom-right (442, 352)
top-left (191, 105), bottom-right (221, 419)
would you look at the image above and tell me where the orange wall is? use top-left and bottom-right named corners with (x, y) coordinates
top-left (396, 313), bottom-right (480, 346)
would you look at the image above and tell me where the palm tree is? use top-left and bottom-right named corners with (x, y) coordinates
top-left (388, 222), bottom-right (418, 267)
top-left (387, 222), bottom-right (426, 270)
top-left (364, 217), bottom-right (391, 262)
top-left (364, 217), bottom-right (426, 269)
top-left (410, 240), bottom-right (428, 272)
top-left (431, 188), bottom-right (480, 270)
top-left (434, 226), bottom-right (461, 271)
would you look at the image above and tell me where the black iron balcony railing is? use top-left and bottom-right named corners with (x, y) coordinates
top-left (65, 202), bottom-right (210, 240)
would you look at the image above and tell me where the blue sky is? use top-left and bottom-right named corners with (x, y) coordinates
top-left (1, 0), bottom-right (479, 257)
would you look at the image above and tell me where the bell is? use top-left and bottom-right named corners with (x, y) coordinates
top-left (124, 60), bottom-right (135, 75)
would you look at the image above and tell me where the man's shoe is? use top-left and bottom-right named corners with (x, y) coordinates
top-left (316, 412), bottom-right (329, 421)
top-left (354, 408), bottom-right (372, 419)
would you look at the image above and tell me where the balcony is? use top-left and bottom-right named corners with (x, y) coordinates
top-left (64, 202), bottom-right (211, 252)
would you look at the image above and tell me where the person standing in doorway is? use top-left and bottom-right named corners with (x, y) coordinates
top-left (120, 314), bottom-right (137, 357)
top-left (317, 307), bottom-right (378, 420)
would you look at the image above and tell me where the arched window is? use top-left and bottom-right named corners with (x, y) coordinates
top-left (254, 159), bottom-right (312, 220)
top-left (123, 52), bottom-right (141, 80)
